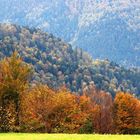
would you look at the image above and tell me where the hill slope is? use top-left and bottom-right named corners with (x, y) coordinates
top-left (0, 0), bottom-right (140, 67)
top-left (0, 23), bottom-right (140, 97)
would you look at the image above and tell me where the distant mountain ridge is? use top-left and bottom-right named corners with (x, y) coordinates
top-left (0, 0), bottom-right (140, 67)
top-left (0, 23), bottom-right (140, 97)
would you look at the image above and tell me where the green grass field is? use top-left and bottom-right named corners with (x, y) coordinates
top-left (0, 133), bottom-right (140, 140)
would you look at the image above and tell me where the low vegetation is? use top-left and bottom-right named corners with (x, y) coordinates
top-left (0, 133), bottom-right (140, 140)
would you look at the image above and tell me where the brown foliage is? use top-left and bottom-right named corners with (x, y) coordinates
top-left (84, 85), bottom-right (114, 134)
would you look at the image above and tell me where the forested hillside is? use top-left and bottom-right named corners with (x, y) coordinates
top-left (0, 0), bottom-right (139, 67)
top-left (0, 23), bottom-right (140, 97)
top-left (0, 53), bottom-right (140, 134)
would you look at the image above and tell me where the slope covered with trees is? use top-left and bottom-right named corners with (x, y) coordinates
top-left (0, 23), bottom-right (140, 97)
top-left (0, 53), bottom-right (140, 134)
top-left (0, 0), bottom-right (139, 67)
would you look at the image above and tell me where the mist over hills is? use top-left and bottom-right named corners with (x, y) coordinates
top-left (0, 0), bottom-right (140, 67)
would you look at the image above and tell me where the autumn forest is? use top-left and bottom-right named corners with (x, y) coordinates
top-left (0, 1), bottom-right (140, 139)
top-left (0, 53), bottom-right (140, 134)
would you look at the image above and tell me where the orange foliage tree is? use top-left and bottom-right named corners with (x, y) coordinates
top-left (21, 85), bottom-right (95, 133)
top-left (113, 92), bottom-right (140, 134)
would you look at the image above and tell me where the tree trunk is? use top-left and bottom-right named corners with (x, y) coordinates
top-left (14, 95), bottom-right (20, 130)
top-left (1, 95), bottom-right (9, 132)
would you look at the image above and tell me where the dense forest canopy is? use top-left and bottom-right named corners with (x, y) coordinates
top-left (0, 0), bottom-right (139, 67)
top-left (0, 53), bottom-right (140, 134)
top-left (0, 23), bottom-right (140, 97)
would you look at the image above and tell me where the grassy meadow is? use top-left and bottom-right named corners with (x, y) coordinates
top-left (0, 133), bottom-right (140, 140)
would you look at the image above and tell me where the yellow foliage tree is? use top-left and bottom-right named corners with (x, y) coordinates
top-left (0, 52), bottom-right (31, 132)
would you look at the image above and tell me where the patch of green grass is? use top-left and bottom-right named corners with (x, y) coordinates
top-left (0, 133), bottom-right (140, 140)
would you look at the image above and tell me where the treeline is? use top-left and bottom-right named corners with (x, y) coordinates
top-left (0, 23), bottom-right (140, 97)
top-left (0, 53), bottom-right (140, 134)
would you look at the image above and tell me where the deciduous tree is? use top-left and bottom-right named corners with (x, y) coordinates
top-left (0, 52), bottom-right (31, 132)
top-left (113, 92), bottom-right (140, 134)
